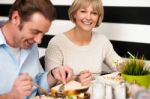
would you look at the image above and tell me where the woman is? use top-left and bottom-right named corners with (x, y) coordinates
top-left (45, 0), bottom-right (122, 85)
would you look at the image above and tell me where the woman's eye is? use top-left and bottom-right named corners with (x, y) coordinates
top-left (80, 10), bottom-right (86, 13)
top-left (92, 12), bottom-right (98, 15)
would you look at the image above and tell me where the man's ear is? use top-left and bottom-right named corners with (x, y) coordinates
top-left (11, 11), bottom-right (21, 26)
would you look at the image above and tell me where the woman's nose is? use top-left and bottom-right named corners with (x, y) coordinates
top-left (86, 12), bottom-right (92, 19)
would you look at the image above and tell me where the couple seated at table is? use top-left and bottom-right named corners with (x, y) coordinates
top-left (2, 0), bottom-right (149, 99)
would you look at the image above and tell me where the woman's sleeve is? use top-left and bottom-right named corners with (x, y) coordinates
top-left (45, 43), bottom-right (63, 72)
top-left (103, 38), bottom-right (123, 71)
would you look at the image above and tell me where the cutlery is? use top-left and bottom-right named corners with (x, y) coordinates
top-left (73, 73), bottom-right (101, 80)
top-left (59, 84), bottom-right (65, 93)
top-left (57, 83), bottom-right (65, 98)
top-left (73, 72), bottom-right (100, 77)
top-left (32, 82), bottom-right (50, 96)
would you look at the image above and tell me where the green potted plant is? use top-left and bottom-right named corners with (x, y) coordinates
top-left (121, 52), bottom-right (150, 88)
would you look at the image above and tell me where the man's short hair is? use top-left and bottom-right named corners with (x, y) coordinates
top-left (9, 0), bottom-right (56, 22)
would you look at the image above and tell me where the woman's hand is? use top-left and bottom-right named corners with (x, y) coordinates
top-left (77, 70), bottom-right (93, 86)
top-left (50, 66), bottom-right (73, 84)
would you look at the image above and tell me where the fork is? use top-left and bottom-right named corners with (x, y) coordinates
top-left (73, 73), bottom-right (98, 80)
top-left (57, 84), bottom-right (65, 98)
top-left (59, 84), bottom-right (65, 93)
top-left (32, 82), bottom-right (50, 96)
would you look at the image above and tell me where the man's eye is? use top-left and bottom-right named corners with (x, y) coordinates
top-left (32, 30), bottom-right (40, 34)
top-left (32, 31), bottom-right (38, 34)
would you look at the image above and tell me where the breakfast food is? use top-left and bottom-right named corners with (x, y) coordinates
top-left (31, 94), bottom-right (90, 99)
top-left (103, 73), bottom-right (124, 82)
top-left (31, 95), bottom-right (56, 99)
top-left (98, 72), bottom-right (125, 85)
top-left (31, 80), bottom-right (90, 99)
top-left (51, 80), bottom-right (89, 98)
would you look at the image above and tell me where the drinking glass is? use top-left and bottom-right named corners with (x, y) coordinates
top-left (91, 80), bottom-right (106, 99)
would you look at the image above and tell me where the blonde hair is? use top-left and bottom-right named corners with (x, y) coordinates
top-left (68, 0), bottom-right (104, 27)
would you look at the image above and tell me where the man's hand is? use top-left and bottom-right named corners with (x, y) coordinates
top-left (10, 73), bottom-right (33, 99)
top-left (49, 66), bottom-right (73, 84)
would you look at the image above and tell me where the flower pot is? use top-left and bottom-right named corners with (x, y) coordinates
top-left (122, 73), bottom-right (150, 89)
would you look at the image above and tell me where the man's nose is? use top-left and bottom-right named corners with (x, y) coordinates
top-left (34, 34), bottom-right (43, 44)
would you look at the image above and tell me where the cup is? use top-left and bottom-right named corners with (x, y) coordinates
top-left (105, 85), bottom-right (113, 99)
top-left (113, 83), bottom-right (126, 99)
top-left (91, 80), bottom-right (106, 99)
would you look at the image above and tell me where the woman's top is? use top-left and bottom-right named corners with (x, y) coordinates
top-left (45, 32), bottom-right (122, 75)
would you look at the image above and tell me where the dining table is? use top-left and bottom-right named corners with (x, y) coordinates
top-left (31, 72), bottom-right (133, 99)
top-left (89, 72), bottom-right (132, 99)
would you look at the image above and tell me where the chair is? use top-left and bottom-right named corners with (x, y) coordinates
top-left (39, 56), bottom-right (45, 70)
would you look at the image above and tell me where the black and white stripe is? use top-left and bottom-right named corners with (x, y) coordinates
top-left (1, 5), bottom-right (150, 25)
top-left (0, 0), bottom-right (150, 59)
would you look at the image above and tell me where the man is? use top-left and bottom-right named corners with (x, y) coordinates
top-left (0, 0), bottom-right (73, 99)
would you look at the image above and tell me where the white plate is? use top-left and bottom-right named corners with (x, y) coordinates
top-left (96, 72), bottom-right (124, 86)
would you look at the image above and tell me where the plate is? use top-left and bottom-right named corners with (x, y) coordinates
top-left (97, 72), bottom-right (124, 86)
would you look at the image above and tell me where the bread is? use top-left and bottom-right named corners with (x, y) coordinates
top-left (51, 80), bottom-right (89, 97)
top-left (31, 95), bottom-right (60, 99)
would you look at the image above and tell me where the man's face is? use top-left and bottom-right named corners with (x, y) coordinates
top-left (15, 13), bottom-right (51, 49)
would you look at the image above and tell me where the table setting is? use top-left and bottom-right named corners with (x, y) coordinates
top-left (30, 70), bottom-right (149, 99)
top-left (31, 52), bottom-right (150, 99)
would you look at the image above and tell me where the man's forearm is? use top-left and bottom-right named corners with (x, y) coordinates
top-left (0, 95), bottom-right (8, 99)
top-left (0, 92), bottom-right (13, 99)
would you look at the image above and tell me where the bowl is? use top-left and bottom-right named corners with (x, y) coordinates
top-left (122, 73), bottom-right (150, 88)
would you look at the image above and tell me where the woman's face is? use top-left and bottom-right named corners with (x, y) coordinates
top-left (73, 4), bottom-right (99, 32)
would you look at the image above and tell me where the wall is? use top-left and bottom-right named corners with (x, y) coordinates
top-left (0, 0), bottom-right (150, 60)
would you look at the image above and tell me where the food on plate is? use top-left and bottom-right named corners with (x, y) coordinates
top-left (31, 95), bottom-right (56, 99)
top-left (51, 80), bottom-right (89, 99)
top-left (31, 94), bottom-right (90, 99)
top-left (103, 74), bottom-right (124, 81)
top-left (31, 80), bottom-right (90, 99)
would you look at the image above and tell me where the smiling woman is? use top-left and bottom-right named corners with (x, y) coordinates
top-left (45, 0), bottom-right (123, 87)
